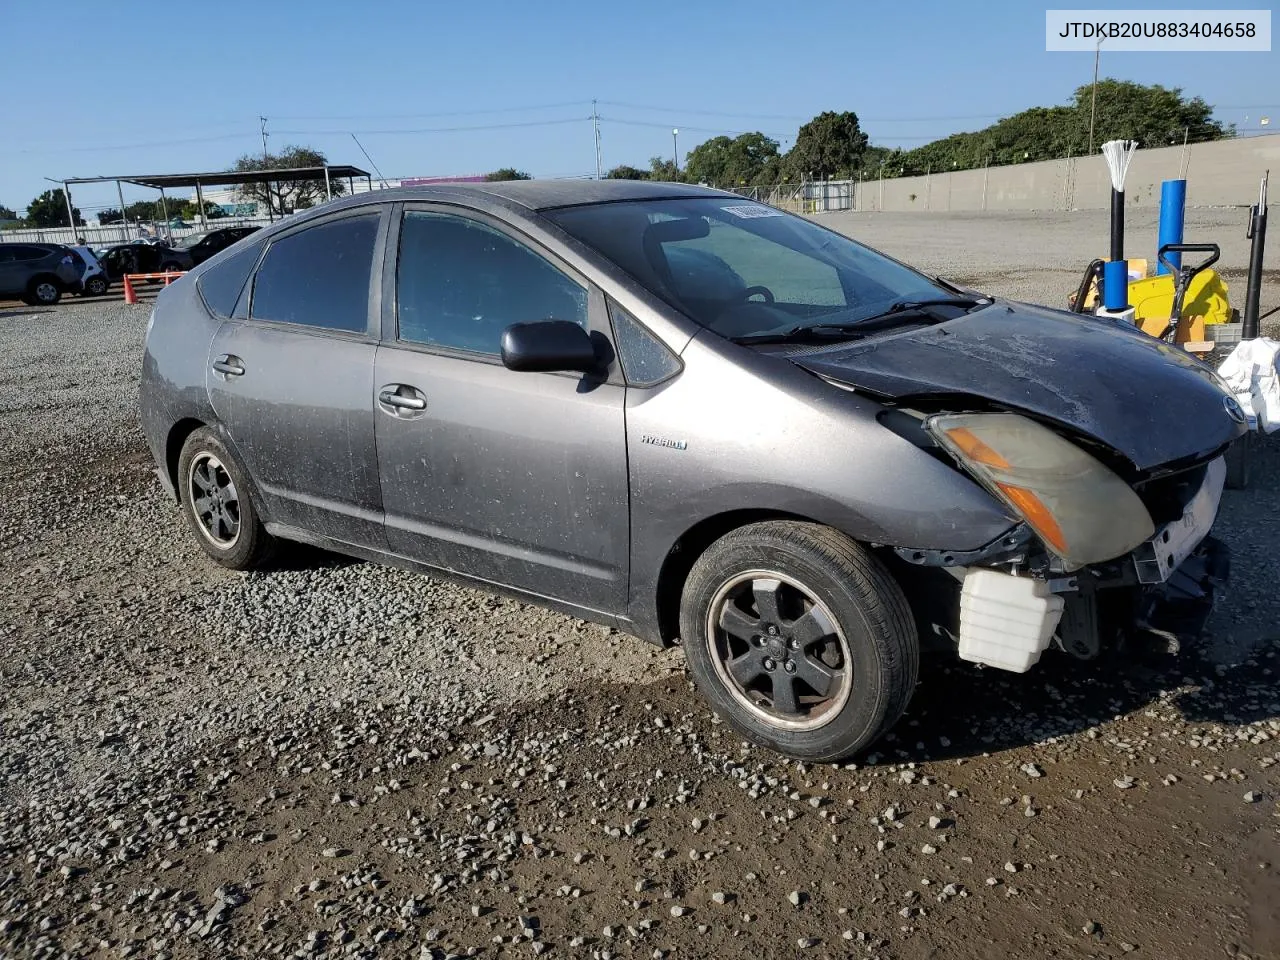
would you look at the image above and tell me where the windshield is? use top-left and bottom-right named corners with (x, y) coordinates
top-left (546, 198), bottom-right (952, 340)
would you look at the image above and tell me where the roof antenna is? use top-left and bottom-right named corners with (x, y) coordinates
top-left (350, 133), bottom-right (390, 189)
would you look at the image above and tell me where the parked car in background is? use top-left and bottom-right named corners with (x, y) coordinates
top-left (0, 243), bottom-right (83, 305)
top-left (69, 241), bottom-right (110, 296)
top-left (173, 226), bottom-right (260, 266)
top-left (139, 181), bottom-right (1243, 762)
top-left (98, 243), bottom-right (193, 280)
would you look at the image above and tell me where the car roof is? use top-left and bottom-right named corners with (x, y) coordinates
top-left (334, 179), bottom-right (733, 214)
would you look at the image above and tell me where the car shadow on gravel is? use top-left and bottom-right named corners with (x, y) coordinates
top-left (0, 307), bottom-right (47, 320)
top-left (267, 540), bottom-right (361, 572)
top-left (890, 637), bottom-right (1279, 765)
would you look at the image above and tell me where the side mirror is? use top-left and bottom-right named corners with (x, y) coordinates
top-left (500, 320), bottom-right (599, 374)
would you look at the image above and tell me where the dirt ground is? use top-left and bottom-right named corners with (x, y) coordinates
top-left (1, 211), bottom-right (1278, 960)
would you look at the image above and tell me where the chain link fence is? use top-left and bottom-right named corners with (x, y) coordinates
top-left (728, 181), bottom-right (856, 213)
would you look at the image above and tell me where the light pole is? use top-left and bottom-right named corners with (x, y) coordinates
top-left (672, 129), bottom-right (680, 173)
top-left (1088, 37), bottom-right (1104, 154)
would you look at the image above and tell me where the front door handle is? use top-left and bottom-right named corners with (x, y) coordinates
top-left (378, 386), bottom-right (426, 411)
top-left (212, 354), bottom-right (245, 377)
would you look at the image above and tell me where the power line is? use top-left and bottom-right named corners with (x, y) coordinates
top-left (3, 132), bottom-right (256, 155)
top-left (273, 117), bottom-right (587, 136)
top-left (272, 101), bottom-right (588, 122)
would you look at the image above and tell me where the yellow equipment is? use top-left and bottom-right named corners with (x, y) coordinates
top-left (1073, 258), bottom-right (1232, 325)
top-left (1068, 244), bottom-right (1234, 356)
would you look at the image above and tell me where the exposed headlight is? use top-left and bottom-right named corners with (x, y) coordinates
top-left (927, 412), bottom-right (1154, 570)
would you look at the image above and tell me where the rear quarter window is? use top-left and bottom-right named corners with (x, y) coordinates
top-left (197, 242), bottom-right (264, 317)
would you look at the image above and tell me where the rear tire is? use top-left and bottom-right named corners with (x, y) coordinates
top-left (177, 428), bottom-right (274, 570)
top-left (679, 521), bottom-right (918, 762)
top-left (25, 278), bottom-right (61, 306)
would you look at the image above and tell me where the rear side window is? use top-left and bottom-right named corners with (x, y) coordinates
top-left (250, 215), bottom-right (378, 333)
top-left (198, 243), bottom-right (263, 317)
top-left (396, 211), bottom-right (587, 355)
top-left (13, 246), bottom-right (48, 261)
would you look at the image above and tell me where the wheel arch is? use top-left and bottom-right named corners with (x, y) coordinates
top-left (652, 508), bottom-right (825, 646)
top-left (26, 272), bottom-right (65, 292)
top-left (165, 417), bottom-right (208, 499)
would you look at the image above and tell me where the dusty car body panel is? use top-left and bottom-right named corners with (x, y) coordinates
top-left (139, 180), bottom-right (1239, 660)
top-left (791, 302), bottom-right (1244, 472)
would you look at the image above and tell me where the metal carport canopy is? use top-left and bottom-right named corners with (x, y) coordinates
top-left (60, 165), bottom-right (373, 230)
top-left (61, 165), bottom-right (371, 189)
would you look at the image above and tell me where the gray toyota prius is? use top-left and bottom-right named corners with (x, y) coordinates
top-left (140, 180), bottom-right (1244, 761)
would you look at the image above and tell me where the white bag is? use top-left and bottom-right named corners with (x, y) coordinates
top-left (1217, 337), bottom-right (1280, 433)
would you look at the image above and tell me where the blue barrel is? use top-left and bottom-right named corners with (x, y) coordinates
top-left (1103, 259), bottom-right (1129, 310)
top-left (1157, 179), bottom-right (1187, 275)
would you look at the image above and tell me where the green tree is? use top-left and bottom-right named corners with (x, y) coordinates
top-left (0, 204), bottom-right (17, 221)
top-left (484, 168), bottom-right (532, 181)
top-left (232, 145), bottom-right (344, 216)
top-left (98, 208), bottom-right (122, 225)
top-left (785, 111), bottom-right (869, 181)
top-left (605, 164), bottom-right (650, 180)
top-left (1081, 79), bottom-right (1229, 149)
top-left (26, 189), bottom-right (83, 227)
top-left (648, 156), bottom-right (683, 182)
top-left (175, 200), bottom-right (226, 221)
top-left (685, 132), bottom-right (782, 187)
top-left (894, 80), bottom-right (1231, 174)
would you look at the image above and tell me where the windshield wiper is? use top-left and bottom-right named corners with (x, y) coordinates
top-left (731, 323), bottom-right (871, 345)
top-left (882, 296), bottom-right (990, 314)
top-left (730, 296), bottom-right (992, 345)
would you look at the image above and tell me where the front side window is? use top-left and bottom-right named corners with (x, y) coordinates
top-left (396, 211), bottom-right (587, 355)
top-left (250, 215), bottom-right (378, 333)
top-left (546, 198), bottom-right (949, 341)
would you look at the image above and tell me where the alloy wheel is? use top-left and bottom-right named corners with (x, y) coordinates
top-left (705, 571), bottom-right (853, 731)
top-left (188, 453), bottom-right (241, 548)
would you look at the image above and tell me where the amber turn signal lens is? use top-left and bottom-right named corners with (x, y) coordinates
top-left (995, 482), bottom-right (1068, 555)
top-left (944, 427), bottom-right (1011, 469)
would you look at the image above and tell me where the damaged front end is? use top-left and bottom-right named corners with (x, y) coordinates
top-left (894, 451), bottom-right (1229, 673)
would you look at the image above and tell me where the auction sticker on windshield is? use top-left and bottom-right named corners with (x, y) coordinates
top-left (721, 204), bottom-right (784, 219)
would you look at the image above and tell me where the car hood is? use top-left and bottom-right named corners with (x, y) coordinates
top-left (790, 301), bottom-right (1245, 472)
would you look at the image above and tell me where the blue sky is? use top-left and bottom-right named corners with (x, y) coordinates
top-left (1, 0), bottom-right (1275, 217)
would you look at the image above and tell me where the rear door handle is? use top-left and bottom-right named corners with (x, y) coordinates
top-left (378, 386), bottom-right (426, 411)
top-left (212, 354), bottom-right (245, 377)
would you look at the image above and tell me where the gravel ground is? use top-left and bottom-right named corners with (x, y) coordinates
top-left (1, 212), bottom-right (1278, 960)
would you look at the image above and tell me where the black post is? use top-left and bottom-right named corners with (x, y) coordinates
top-left (1241, 178), bottom-right (1268, 340)
top-left (1110, 188), bottom-right (1124, 262)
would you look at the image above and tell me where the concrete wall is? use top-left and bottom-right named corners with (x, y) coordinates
top-left (853, 134), bottom-right (1280, 213)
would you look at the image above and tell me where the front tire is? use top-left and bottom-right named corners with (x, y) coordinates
top-left (83, 274), bottom-right (109, 296)
top-left (680, 521), bottom-right (917, 762)
top-left (177, 428), bottom-right (274, 570)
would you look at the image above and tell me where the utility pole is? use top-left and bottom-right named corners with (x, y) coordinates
top-left (672, 129), bottom-right (680, 173)
top-left (1088, 38), bottom-right (1103, 154)
top-left (592, 100), bottom-right (602, 180)
top-left (260, 115), bottom-right (274, 222)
